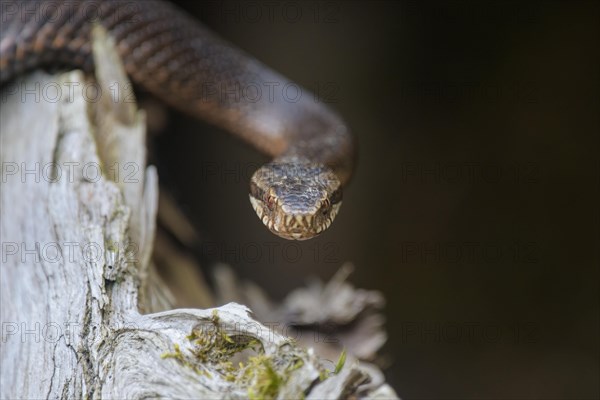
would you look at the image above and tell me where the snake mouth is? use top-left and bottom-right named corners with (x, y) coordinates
top-left (276, 215), bottom-right (321, 240)
top-left (270, 213), bottom-right (323, 240)
top-left (274, 229), bottom-right (315, 241)
top-left (250, 195), bottom-right (341, 240)
top-left (274, 219), bottom-right (330, 240)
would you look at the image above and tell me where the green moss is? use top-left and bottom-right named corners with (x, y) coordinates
top-left (161, 343), bottom-right (204, 375)
top-left (318, 348), bottom-right (347, 381)
top-left (161, 343), bottom-right (183, 360)
top-left (334, 348), bottom-right (347, 374)
top-left (235, 351), bottom-right (307, 400)
top-left (246, 356), bottom-right (282, 399)
top-left (188, 311), bottom-right (260, 366)
top-left (162, 311), bottom-right (260, 379)
top-left (162, 310), bottom-right (327, 399)
top-left (319, 368), bottom-right (330, 381)
top-left (105, 241), bottom-right (118, 253)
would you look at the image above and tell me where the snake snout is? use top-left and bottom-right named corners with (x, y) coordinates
top-left (279, 216), bottom-right (319, 240)
top-left (268, 211), bottom-right (324, 240)
top-left (283, 214), bottom-right (314, 233)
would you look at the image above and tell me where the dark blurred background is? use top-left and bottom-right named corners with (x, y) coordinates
top-left (157, 1), bottom-right (599, 398)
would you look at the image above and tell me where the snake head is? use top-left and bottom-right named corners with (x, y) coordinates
top-left (249, 161), bottom-right (342, 240)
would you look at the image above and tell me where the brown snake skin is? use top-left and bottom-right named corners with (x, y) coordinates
top-left (0, 0), bottom-right (355, 240)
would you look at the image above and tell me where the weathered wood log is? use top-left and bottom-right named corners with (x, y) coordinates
top-left (0, 26), bottom-right (398, 399)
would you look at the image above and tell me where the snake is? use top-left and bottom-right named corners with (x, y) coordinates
top-left (0, 0), bottom-right (356, 240)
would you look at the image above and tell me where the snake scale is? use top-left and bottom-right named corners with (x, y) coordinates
top-left (0, 0), bottom-right (355, 240)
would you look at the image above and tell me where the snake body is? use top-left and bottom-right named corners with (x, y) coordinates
top-left (0, 0), bottom-right (355, 240)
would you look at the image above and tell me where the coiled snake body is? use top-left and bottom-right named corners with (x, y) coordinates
top-left (0, 0), bottom-right (355, 240)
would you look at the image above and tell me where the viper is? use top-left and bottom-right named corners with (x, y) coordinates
top-left (0, 0), bottom-right (356, 240)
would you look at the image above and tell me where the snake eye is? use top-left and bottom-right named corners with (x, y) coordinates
top-left (321, 200), bottom-right (330, 215)
top-left (266, 195), bottom-right (276, 210)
